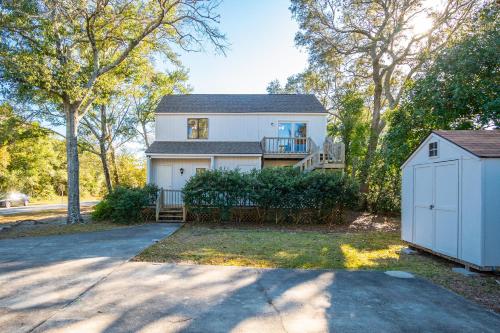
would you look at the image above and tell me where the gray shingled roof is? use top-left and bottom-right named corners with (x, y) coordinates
top-left (434, 130), bottom-right (500, 158)
top-left (156, 94), bottom-right (326, 114)
top-left (145, 141), bottom-right (263, 155)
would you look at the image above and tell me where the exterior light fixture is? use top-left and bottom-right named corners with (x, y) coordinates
top-left (180, 168), bottom-right (184, 175)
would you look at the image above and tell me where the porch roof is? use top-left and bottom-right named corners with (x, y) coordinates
top-left (145, 141), bottom-right (263, 155)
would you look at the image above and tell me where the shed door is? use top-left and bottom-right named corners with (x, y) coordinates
top-left (434, 161), bottom-right (459, 257)
top-left (413, 161), bottom-right (459, 257)
top-left (414, 165), bottom-right (434, 249)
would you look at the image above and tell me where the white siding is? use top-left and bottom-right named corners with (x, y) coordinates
top-left (151, 158), bottom-right (210, 190)
top-left (214, 156), bottom-right (261, 171)
top-left (402, 133), bottom-right (476, 167)
top-left (482, 159), bottom-right (500, 266)
top-left (155, 113), bottom-right (327, 145)
top-left (401, 167), bottom-right (413, 242)
top-left (460, 158), bottom-right (482, 265)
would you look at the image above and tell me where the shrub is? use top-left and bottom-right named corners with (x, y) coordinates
top-left (92, 184), bottom-right (158, 224)
top-left (183, 167), bottom-right (359, 224)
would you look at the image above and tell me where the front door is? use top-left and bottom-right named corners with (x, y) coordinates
top-left (413, 161), bottom-right (459, 256)
top-left (156, 165), bottom-right (172, 190)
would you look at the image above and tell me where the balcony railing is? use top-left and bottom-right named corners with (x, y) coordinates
top-left (261, 137), bottom-right (314, 155)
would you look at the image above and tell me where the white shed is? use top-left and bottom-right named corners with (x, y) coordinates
top-left (401, 130), bottom-right (500, 270)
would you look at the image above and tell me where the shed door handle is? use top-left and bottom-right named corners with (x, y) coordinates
top-left (429, 204), bottom-right (434, 210)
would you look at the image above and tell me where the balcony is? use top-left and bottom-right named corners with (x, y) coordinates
top-left (261, 137), bottom-right (314, 158)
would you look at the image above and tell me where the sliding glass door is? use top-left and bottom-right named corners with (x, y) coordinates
top-left (278, 122), bottom-right (307, 153)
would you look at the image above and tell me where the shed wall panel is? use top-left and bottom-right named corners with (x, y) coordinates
top-left (482, 159), bottom-right (500, 266)
top-left (460, 158), bottom-right (483, 265)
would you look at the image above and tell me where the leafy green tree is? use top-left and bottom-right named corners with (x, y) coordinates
top-left (369, 4), bottom-right (499, 212)
top-left (130, 68), bottom-right (191, 148)
top-left (328, 90), bottom-right (369, 175)
top-left (0, 0), bottom-right (225, 223)
top-left (290, 0), bottom-right (479, 194)
top-left (386, 5), bottom-right (499, 170)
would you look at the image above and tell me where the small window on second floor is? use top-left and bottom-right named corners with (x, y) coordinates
top-left (187, 118), bottom-right (208, 139)
top-left (429, 142), bottom-right (438, 157)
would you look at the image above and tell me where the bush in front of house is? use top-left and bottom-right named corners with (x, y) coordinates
top-left (92, 184), bottom-right (158, 224)
top-left (183, 167), bottom-right (359, 224)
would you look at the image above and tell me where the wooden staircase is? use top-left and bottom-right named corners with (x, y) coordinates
top-left (157, 207), bottom-right (184, 223)
top-left (295, 138), bottom-right (345, 172)
top-left (155, 189), bottom-right (186, 223)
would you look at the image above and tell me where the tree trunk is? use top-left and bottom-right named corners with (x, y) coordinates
top-left (98, 105), bottom-right (113, 193)
top-left (110, 145), bottom-right (120, 186)
top-left (99, 141), bottom-right (113, 193)
top-left (65, 103), bottom-right (82, 224)
top-left (359, 71), bottom-right (384, 195)
top-left (141, 120), bottom-right (150, 148)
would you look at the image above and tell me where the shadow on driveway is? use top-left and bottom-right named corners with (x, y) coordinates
top-left (0, 224), bottom-right (181, 333)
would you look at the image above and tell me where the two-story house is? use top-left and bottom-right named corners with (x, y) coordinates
top-left (145, 94), bottom-right (344, 192)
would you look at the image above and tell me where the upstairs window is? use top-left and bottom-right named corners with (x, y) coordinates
top-left (429, 142), bottom-right (438, 157)
top-left (187, 118), bottom-right (208, 139)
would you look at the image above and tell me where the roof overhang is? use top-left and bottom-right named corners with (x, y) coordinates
top-left (147, 153), bottom-right (262, 158)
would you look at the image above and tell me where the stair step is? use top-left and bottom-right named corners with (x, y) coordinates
top-left (157, 220), bottom-right (185, 223)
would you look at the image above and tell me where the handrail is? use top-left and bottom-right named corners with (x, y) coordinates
top-left (162, 189), bottom-right (184, 208)
top-left (295, 137), bottom-right (345, 172)
top-left (262, 137), bottom-right (309, 154)
top-left (155, 187), bottom-right (163, 222)
top-left (323, 138), bottom-right (345, 163)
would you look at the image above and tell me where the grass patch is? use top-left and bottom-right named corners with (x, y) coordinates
top-left (136, 225), bottom-right (500, 313)
top-left (0, 221), bottom-right (130, 239)
top-left (28, 196), bottom-right (100, 205)
top-left (0, 207), bottom-right (94, 224)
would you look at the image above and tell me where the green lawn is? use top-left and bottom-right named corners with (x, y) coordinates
top-left (137, 225), bottom-right (500, 313)
top-left (0, 221), bottom-right (130, 239)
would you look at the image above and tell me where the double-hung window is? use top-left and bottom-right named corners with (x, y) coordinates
top-left (187, 118), bottom-right (208, 139)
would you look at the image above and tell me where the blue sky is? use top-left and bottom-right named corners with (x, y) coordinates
top-left (164, 0), bottom-right (308, 93)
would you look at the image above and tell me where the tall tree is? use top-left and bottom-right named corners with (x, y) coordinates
top-left (291, 0), bottom-right (478, 193)
top-left (131, 69), bottom-right (190, 149)
top-left (80, 101), bottom-right (136, 192)
top-left (0, 0), bottom-right (225, 223)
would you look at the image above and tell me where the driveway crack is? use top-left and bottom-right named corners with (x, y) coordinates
top-left (255, 275), bottom-right (288, 333)
top-left (27, 259), bottom-right (129, 333)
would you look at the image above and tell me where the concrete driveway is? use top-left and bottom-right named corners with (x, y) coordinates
top-left (1, 226), bottom-right (499, 333)
top-left (0, 224), bottom-right (180, 333)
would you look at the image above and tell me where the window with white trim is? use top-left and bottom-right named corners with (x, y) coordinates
top-left (429, 142), bottom-right (438, 157)
top-left (187, 118), bottom-right (208, 139)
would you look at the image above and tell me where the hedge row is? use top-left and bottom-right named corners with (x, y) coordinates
top-left (92, 184), bottom-right (158, 224)
top-left (183, 168), bottom-right (359, 224)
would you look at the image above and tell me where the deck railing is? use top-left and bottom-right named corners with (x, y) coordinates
top-left (261, 137), bottom-right (313, 154)
top-left (323, 138), bottom-right (345, 163)
top-left (161, 189), bottom-right (184, 208)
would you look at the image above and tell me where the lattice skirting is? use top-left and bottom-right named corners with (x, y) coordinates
top-left (185, 207), bottom-right (345, 224)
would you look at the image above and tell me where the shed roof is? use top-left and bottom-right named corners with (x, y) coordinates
top-left (433, 130), bottom-right (500, 158)
top-left (155, 94), bottom-right (326, 114)
top-left (145, 141), bottom-right (263, 155)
